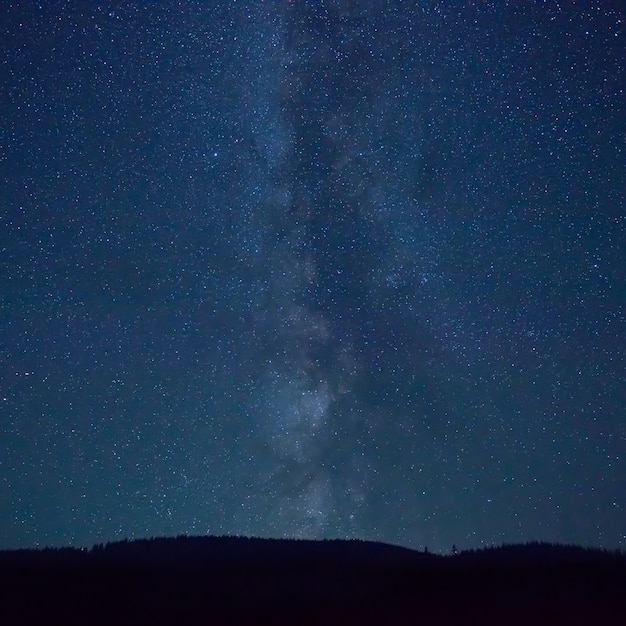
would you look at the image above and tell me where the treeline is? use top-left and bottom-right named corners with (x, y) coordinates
top-left (0, 536), bottom-right (624, 625)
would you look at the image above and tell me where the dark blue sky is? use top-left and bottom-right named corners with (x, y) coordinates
top-left (1, 1), bottom-right (624, 553)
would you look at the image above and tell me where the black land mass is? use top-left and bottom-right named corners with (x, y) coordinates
top-left (0, 536), bottom-right (624, 625)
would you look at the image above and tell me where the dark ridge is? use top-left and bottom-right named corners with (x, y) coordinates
top-left (0, 536), bottom-right (624, 625)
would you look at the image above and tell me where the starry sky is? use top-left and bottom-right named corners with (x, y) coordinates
top-left (1, 1), bottom-right (624, 553)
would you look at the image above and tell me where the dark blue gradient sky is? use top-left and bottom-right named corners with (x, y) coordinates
top-left (1, 1), bottom-right (624, 553)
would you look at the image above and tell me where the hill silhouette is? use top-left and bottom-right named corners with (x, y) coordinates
top-left (0, 536), bottom-right (624, 625)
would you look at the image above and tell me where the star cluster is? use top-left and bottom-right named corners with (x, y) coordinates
top-left (1, 1), bottom-right (624, 553)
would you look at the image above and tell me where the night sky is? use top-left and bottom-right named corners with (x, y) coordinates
top-left (1, 1), bottom-right (624, 553)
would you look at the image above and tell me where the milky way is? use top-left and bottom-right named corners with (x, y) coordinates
top-left (1, 1), bottom-right (624, 552)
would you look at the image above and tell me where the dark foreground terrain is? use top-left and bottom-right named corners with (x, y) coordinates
top-left (1, 536), bottom-right (624, 625)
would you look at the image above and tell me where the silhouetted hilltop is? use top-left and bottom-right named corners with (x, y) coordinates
top-left (91, 534), bottom-right (432, 569)
top-left (0, 536), bottom-right (624, 625)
